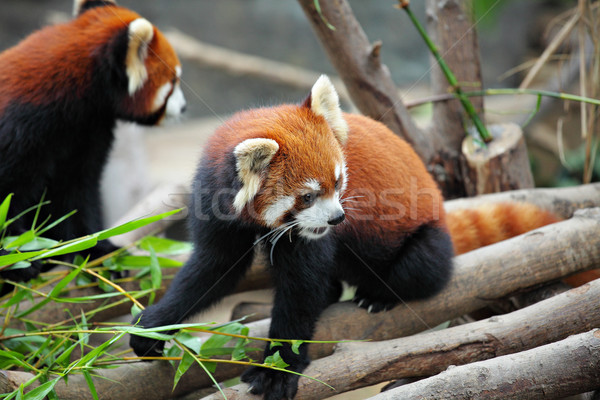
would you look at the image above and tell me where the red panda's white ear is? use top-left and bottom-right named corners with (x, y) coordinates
top-left (125, 18), bottom-right (154, 96)
top-left (309, 75), bottom-right (348, 145)
top-left (73, 0), bottom-right (116, 17)
top-left (233, 138), bottom-right (279, 213)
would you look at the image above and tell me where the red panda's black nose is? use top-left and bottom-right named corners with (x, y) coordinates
top-left (328, 212), bottom-right (345, 226)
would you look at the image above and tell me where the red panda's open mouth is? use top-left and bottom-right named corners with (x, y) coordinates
top-left (310, 227), bottom-right (328, 235)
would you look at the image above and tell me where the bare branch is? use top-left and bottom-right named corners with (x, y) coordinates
top-left (369, 329), bottom-right (600, 400)
top-left (207, 279), bottom-right (600, 399)
top-left (296, 0), bottom-right (437, 163)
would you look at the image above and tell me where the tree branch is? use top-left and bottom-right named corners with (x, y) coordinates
top-left (296, 0), bottom-right (438, 163)
top-left (369, 329), bottom-right (600, 400)
top-left (204, 279), bottom-right (600, 399)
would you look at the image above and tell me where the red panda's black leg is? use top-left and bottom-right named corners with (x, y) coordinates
top-left (241, 235), bottom-right (338, 400)
top-left (129, 221), bottom-right (256, 358)
top-left (350, 224), bottom-right (453, 313)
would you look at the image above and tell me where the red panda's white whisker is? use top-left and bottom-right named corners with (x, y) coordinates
top-left (269, 222), bottom-right (300, 265)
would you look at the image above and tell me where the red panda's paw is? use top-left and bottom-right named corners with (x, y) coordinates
top-left (129, 331), bottom-right (165, 360)
top-left (241, 366), bottom-right (300, 400)
top-left (353, 293), bottom-right (398, 313)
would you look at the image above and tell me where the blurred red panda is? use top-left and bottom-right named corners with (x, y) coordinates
top-left (0, 0), bottom-right (186, 282)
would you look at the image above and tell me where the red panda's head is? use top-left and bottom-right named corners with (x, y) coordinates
top-left (74, 0), bottom-right (186, 125)
top-left (230, 75), bottom-right (348, 240)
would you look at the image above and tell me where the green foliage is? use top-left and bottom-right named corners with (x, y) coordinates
top-left (0, 195), bottom-right (336, 398)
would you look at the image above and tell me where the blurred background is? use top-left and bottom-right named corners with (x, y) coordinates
top-left (0, 0), bottom-right (592, 224)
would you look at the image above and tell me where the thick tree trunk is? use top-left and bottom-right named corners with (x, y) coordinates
top-left (426, 0), bottom-right (484, 150)
top-left (369, 329), bottom-right (600, 400)
top-left (296, 0), bottom-right (437, 163)
top-left (425, 0), bottom-right (486, 198)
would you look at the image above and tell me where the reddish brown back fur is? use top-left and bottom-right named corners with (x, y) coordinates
top-left (338, 113), bottom-right (446, 248)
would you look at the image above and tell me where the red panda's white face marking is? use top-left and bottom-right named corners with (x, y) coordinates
top-left (263, 195), bottom-right (295, 227)
top-left (153, 65), bottom-right (185, 118)
top-left (164, 66), bottom-right (185, 118)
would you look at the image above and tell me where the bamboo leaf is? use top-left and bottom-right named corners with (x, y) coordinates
top-left (0, 193), bottom-right (13, 230)
top-left (172, 351), bottom-right (195, 390)
top-left (138, 236), bottom-right (192, 255)
top-left (83, 371), bottom-right (99, 400)
top-left (22, 377), bottom-right (60, 400)
top-left (96, 209), bottom-right (182, 241)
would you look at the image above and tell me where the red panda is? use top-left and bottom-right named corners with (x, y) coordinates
top-left (130, 75), bottom-right (559, 400)
top-left (0, 0), bottom-right (185, 283)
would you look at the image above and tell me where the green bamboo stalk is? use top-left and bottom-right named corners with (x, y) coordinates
top-left (398, 1), bottom-right (492, 143)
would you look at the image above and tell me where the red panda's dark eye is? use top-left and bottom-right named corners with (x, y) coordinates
top-left (335, 178), bottom-right (341, 191)
top-left (303, 193), bottom-right (316, 205)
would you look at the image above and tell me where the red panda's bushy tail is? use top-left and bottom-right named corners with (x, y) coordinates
top-left (446, 202), bottom-right (561, 256)
top-left (446, 202), bottom-right (599, 286)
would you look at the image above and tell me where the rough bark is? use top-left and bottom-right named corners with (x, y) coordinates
top-left (369, 329), bottom-right (600, 400)
top-left (425, 0), bottom-right (485, 198)
top-left (426, 0), bottom-right (485, 150)
top-left (461, 123), bottom-right (535, 195)
top-left (296, 0), bottom-right (437, 163)
top-left (205, 280), bottom-right (600, 399)
top-left (444, 182), bottom-right (600, 218)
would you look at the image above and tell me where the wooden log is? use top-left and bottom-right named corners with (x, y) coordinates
top-left (10, 262), bottom-right (271, 326)
top-left (230, 301), bottom-right (273, 323)
top-left (296, 0), bottom-right (437, 163)
top-left (109, 183), bottom-right (190, 247)
top-left (461, 123), bottom-right (534, 195)
top-left (445, 182), bottom-right (600, 218)
top-left (205, 279), bottom-right (600, 399)
top-left (368, 329), bottom-right (600, 400)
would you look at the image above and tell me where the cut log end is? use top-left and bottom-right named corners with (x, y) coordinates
top-left (462, 123), bottom-right (534, 196)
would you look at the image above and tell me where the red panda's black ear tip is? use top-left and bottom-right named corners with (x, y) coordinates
top-left (301, 93), bottom-right (312, 109)
top-left (74, 0), bottom-right (117, 17)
